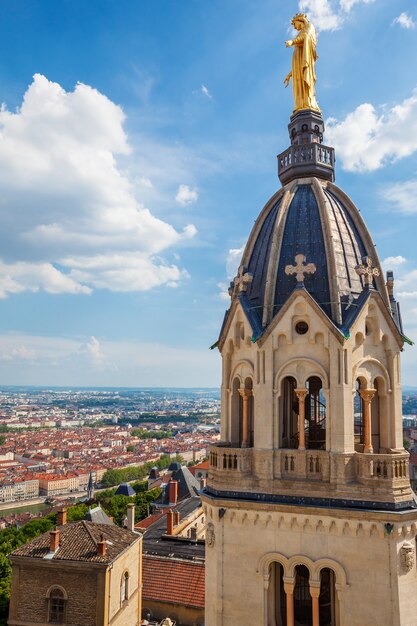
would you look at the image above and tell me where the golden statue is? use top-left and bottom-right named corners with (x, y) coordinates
top-left (284, 13), bottom-right (320, 113)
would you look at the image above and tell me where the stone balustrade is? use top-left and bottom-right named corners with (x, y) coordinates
top-left (277, 142), bottom-right (335, 184)
top-left (209, 444), bottom-right (252, 474)
top-left (207, 443), bottom-right (412, 507)
top-left (355, 451), bottom-right (409, 484)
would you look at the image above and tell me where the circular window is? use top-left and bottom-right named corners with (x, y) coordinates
top-left (295, 321), bottom-right (309, 335)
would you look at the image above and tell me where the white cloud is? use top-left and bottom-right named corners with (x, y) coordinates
top-left (226, 246), bottom-right (245, 279)
top-left (326, 88), bottom-right (417, 171)
top-left (217, 282), bottom-right (230, 302)
top-left (0, 74), bottom-right (196, 297)
top-left (0, 261), bottom-right (91, 299)
top-left (299, 0), bottom-right (374, 31)
top-left (0, 345), bottom-right (37, 362)
top-left (218, 246), bottom-right (245, 300)
top-left (381, 256), bottom-right (407, 269)
top-left (0, 333), bottom-right (221, 386)
top-left (393, 12), bottom-right (415, 29)
top-left (299, 0), bottom-right (342, 30)
top-left (381, 181), bottom-right (417, 215)
top-left (175, 184), bottom-right (199, 205)
top-left (77, 336), bottom-right (108, 368)
top-left (201, 85), bottom-right (213, 100)
top-left (339, 0), bottom-right (373, 11)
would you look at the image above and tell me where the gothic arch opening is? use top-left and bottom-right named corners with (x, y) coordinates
top-left (306, 376), bottom-right (326, 450)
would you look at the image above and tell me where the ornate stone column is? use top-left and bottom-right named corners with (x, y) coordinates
top-left (239, 388), bottom-right (252, 448)
top-left (310, 583), bottom-right (321, 626)
top-left (359, 389), bottom-right (376, 453)
top-left (283, 578), bottom-right (295, 626)
top-left (295, 389), bottom-right (308, 450)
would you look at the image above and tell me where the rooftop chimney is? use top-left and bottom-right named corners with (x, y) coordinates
top-left (175, 511), bottom-right (180, 526)
top-left (57, 508), bottom-right (67, 526)
top-left (166, 510), bottom-right (174, 535)
top-left (49, 529), bottom-right (60, 552)
top-left (97, 533), bottom-right (106, 557)
top-left (127, 503), bottom-right (135, 532)
top-left (168, 480), bottom-right (178, 505)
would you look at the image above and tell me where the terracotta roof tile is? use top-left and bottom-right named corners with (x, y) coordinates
top-left (142, 555), bottom-right (205, 609)
top-left (11, 521), bottom-right (139, 564)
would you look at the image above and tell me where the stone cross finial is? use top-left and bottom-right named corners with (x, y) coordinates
top-left (285, 254), bottom-right (316, 283)
top-left (229, 266), bottom-right (253, 298)
top-left (355, 256), bottom-right (380, 287)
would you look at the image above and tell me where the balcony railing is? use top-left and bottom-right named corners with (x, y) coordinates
top-left (277, 142), bottom-right (335, 184)
top-left (209, 444), bottom-right (252, 474)
top-left (207, 443), bottom-right (412, 506)
top-left (355, 452), bottom-right (409, 483)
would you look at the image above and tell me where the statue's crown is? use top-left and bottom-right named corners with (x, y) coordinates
top-left (291, 13), bottom-right (308, 25)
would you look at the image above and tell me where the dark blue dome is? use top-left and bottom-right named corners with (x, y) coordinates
top-left (223, 179), bottom-right (394, 341)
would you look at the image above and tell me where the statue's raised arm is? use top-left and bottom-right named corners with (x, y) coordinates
top-left (284, 13), bottom-right (320, 113)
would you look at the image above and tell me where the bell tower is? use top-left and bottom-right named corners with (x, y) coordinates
top-left (202, 15), bottom-right (417, 626)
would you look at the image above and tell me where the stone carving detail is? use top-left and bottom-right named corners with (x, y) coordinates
top-left (285, 253), bottom-right (316, 283)
top-left (229, 265), bottom-right (253, 298)
top-left (355, 256), bottom-right (380, 287)
top-left (206, 522), bottom-right (215, 548)
top-left (400, 543), bottom-right (414, 573)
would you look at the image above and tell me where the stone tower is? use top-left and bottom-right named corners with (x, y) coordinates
top-left (202, 106), bottom-right (417, 623)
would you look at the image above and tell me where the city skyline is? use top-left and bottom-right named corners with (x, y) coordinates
top-left (0, 0), bottom-right (416, 386)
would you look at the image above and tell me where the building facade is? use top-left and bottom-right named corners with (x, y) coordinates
top-left (202, 90), bottom-right (417, 626)
top-left (8, 512), bottom-right (142, 626)
top-left (0, 479), bottom-right (39, 502)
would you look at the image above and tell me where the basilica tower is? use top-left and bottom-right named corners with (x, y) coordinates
top-left (202, 14), bottom-right (417, 626)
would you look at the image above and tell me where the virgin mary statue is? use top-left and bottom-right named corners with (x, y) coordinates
top-left (284, 13), bottom-right (320, 113)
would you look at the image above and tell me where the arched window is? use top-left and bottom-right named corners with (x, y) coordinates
top-left (294, 565), bottom-right (312, 624)
top-left (306, 376), bottom-right (326, 450)
top-left (268, 562), bottom-right (286, 625)
top-left (120, 571), bottom-right (129, 604)
top-left (319, 567), bottom-right (336, 626)
top-left (48, 587), bottom-right (66, 624)
top-left (244, 377), bottom-right (254, 448)
top-left (280, 376), bottom-right (298, 449)
top-left (354, 379), bottom-right (365, 451)
top-left (230, 377), bottom-right (242, 447)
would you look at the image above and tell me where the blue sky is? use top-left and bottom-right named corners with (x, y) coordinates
top-left (0, 0), bottom-right (415, 387)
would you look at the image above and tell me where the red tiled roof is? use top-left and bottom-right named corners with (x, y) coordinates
top-left (142, 555), bottom-right (205, 609)
top-left (135, 511), bottom-right (165, 531)
top-left (189, 461), bottom-right (209, 475)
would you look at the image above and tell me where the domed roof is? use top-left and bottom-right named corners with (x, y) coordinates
top-left (219, 109), bottom-right (404, 347)
top-left (221, 178), bottom-right (403, 344)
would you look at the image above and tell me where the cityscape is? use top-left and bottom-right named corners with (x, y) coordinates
top-left (1, 1), bottom-right (417, 626)
top-left (0, 387), bottom-right (220, 516)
